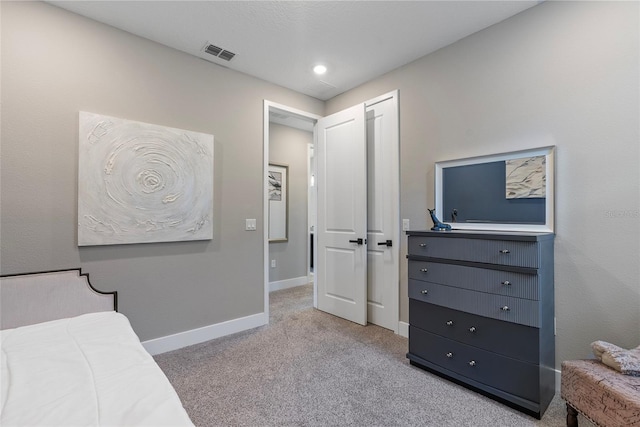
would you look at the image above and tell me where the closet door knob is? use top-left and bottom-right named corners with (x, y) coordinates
top-left (469, 326), bottom-right (476, 333)
top-left (446, 352), bottom-right (453, 358)
top-left (446, 320), bottom-right (453, 326)
top-left (419, 243), bottom-right (427, 247)
top-left (469, 360), bottom-right (476, 367)
top-left (420, 268), bottom-right (428, 273)
top-left (421, 290), bottom-right (428, 295)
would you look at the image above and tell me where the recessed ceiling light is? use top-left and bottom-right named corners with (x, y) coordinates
top-left (313, 65), bottom-right (327, 75)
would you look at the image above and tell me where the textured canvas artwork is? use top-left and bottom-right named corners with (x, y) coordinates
top-left (505, 155), bottom-right (546, 199)
top-left (78, 112), bottom-right (214, 246)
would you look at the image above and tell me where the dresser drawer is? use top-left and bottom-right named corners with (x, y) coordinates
top-left (408, 236), bottom-right (539, 268)
top-left (409, 327), bottom-right (540, 403)
top-left (409, 299), bottom-right (539, 363)
top-left (409, 279), bottom-right (539, 327)
top-left (408, 260), bottom-right (539, 300)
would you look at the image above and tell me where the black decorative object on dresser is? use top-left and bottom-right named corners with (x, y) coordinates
top-left (406, 230), bottom-right (555, 419)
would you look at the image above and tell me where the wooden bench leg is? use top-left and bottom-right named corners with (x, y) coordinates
top-left (566, 403), bottom-right (579, 427)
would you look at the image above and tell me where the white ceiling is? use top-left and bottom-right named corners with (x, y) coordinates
top-left (49, 1), bottom-right (541, 101)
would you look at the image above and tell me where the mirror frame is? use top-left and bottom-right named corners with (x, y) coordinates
top-left (268, 162), bottom-right (289, 242)
top-left (435, 146), bottom-right (555, 233)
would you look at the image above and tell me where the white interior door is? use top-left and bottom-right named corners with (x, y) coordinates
top-left (366, 94), bottom-right (399, 332)
top-left (316, 104), bottom-right (367, 325)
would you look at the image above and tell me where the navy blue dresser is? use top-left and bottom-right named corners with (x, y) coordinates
top-left (406, 230), bottom-right (555, 418)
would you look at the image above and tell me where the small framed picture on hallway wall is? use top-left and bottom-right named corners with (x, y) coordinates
top-left (268, 163), bottom-right (288, 242)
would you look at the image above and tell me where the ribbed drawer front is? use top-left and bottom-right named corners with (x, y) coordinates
top-left (409, 327), bottom-right (540, 403)
top-left (408, 260), bottom-right (539, 300)
top-left (409, 299), bottom-right (539, 363)
top-left (408, 236), bottom-right (539, 268)
top-left (409, 279), bottom-right (539, 327)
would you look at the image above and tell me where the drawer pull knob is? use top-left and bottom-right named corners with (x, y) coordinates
top-left (469, 326), bottom-right (476, 333)
top-left (500, 305), bottom-right (510, 311)
top-left (419, 243), bottom-right (427, 248)
top-left (446, 320), bottom-right (454, 326)
top-left (501, 280), bottom-right (511, 286)
top-left (421, 290), bottom-right (428, 295)
top-left (446, 352), bottom-right (453, 358)
top-left (499, 249), bottom-right (510, 254)
top-left (420, 268), bottom-right (428, 273)
top-left (469, 360), bottom-right (476, 367)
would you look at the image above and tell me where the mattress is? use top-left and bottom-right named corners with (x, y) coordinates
top-left (1, 311), bottom-right (194, 426)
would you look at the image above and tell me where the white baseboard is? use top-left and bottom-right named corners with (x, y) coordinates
top-left (269, 276), bottom-right (309, 292)
top-left (142, 312), bottom-right (267, 356)
top-left (398, 321), bottom-right (409, 338)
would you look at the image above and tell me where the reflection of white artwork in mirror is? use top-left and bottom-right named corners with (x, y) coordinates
top-left (435, 146), bottom-right (555, 233)
top-left (78, 112), bottom-right (214, 246)
top-left (506, 155), bottom-right (546, 199)
top-left (268, 163), bottom-right (288, 242)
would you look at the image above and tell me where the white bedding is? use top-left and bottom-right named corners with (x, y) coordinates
top-left (0, 311), bottom-right (194, 426)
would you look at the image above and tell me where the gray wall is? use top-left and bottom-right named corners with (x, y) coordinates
top-left (269, 124), bottom-right (312, 283)
top-left (326, 1), bottom-right (640, 363)
top-left (0, 1), bottom-right (323, 341)
top-left (2, 1), bottom-right (638, 367)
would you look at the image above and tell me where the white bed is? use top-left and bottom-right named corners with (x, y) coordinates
top-left (0, 269), bottom-right (194, 427)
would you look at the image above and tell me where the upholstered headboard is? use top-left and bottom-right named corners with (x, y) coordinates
top-left (0, 269), bottom-right (117, 330)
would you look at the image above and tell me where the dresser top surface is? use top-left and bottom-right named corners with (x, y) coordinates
top-left (406, 229), bottom-right (554, 242)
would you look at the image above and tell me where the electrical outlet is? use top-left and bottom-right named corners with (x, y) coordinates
top-left (402, 219), bottom-right (410, 231)
top-left (271, 259), bottom-right (276, 268)
top-left (245, 219), bottom-right (256, 231)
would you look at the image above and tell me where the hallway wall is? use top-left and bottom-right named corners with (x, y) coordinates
top-left (269, 124), bottom-right (313, 285)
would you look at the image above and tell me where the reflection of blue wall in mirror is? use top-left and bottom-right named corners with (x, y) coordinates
top-left (443, 161), bottom-right (545, 224)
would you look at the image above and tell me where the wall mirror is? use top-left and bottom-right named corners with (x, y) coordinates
top-left (268, 163), bottom-right (288, 241)
top-left (435, 146), bottom-right (555, 233)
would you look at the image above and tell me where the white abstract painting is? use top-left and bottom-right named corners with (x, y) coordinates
top-left (505, 155), bottom-right (546, 199)
top-left (78, 112), bottom-right (214, 246)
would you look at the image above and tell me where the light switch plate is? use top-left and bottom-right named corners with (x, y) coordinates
top-left (402, 219), bottom-right (410, 231)
top-left (245, 219), bottom-right (256, 231)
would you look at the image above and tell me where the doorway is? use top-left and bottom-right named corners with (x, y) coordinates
top-left (267, 109), bottom-right (317, 293)
top-left (263, 91), bottom-right (399, 332)
top-left (263, 102), bottom-right (321, 322)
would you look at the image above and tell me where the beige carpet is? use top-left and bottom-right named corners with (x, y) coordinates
top-left (155, 284), bottom-right (570, 426)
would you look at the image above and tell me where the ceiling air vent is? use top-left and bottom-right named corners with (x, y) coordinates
top-left (204, 44), bottom-right (223, 56)
top-left (203, 43), bottom-right (236, 62)
top-left (218, 50), bottom-right (236, 61)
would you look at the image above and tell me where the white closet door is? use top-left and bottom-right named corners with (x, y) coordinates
top-left (366, 94), bottom-right (399, 332)
top-left (316, 104), bottom-right (367, 325)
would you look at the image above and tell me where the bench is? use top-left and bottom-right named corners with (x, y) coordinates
top-left (561, 359), bottom-right (640, 426)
